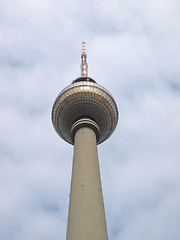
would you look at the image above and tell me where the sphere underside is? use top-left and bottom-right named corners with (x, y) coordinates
top-left (52, 79), bottom-right (118, 144)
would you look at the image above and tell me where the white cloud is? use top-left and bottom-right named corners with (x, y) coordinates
top-left (0, 0), bottom-right (180, 239)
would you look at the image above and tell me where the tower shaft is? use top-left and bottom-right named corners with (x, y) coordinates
top-left (66, 126), bottom-right (108, 240)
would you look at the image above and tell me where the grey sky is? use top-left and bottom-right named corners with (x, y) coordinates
top-left (0, 0), bottom-right (180, 239)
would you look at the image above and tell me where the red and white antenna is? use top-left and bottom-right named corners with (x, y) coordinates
top-left (81, 42), bottom-right (88, 77)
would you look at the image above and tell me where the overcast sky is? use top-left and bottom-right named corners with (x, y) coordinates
top-left (0, 0), bottom-right (180, 239)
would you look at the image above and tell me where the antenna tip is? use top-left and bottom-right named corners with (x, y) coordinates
top-left (82, 42), bottom-right (86, 55)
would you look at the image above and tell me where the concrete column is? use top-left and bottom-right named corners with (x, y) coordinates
top-left (66, 127), bottom-right (108, 240)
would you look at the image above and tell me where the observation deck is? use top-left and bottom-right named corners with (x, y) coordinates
top-left (52, 76), bottom-right (118, 145)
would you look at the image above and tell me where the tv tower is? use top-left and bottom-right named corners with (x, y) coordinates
top-left (52, 42), bottom-right (118, 240)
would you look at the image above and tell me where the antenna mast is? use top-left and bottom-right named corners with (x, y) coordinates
top-left (81, 42), bottom-right (88, 77)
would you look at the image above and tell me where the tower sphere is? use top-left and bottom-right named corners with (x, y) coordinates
top-left (52, 76), bottom-right (118, 144)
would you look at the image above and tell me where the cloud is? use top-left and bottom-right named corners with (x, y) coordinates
top-left (0, 0), bottom-right (180, 239)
